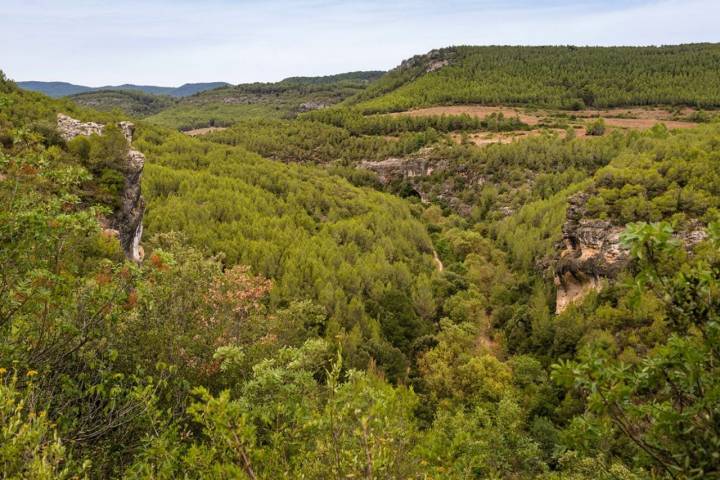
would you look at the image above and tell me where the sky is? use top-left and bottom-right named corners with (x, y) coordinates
top-left (2, 0), bottom-right (719, 86)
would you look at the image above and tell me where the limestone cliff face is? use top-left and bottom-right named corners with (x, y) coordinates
top-left (360, 153), bottom-right (479, 216)
top-left (57, 114), bottom-right (145, 262)
top-left (361, 156), bottom-right (436, 184)
top-left (554, 193), bottom-right (708, 313)
top-left (361, 154), bottom-right (438, 203)
top-left (554, 193), bottom-right (629, 313)
top-left (116, 123), bottom-right (146, 263)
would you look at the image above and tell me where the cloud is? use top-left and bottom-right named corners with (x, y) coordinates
top-left (2, 0), bottom-right (718, 85)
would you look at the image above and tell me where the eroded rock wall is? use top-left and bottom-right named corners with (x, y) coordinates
top-left (554, 193), bottom-right (630, 313)
top-left (360, 156), bottom-right (436, 184)
top-left (57, 113), bottom-right (145, 262)
top-left (554, 193), bottom-right (708, 313)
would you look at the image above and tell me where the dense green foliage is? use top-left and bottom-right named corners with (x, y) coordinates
top-left (68, 89), bottom-right (177, 117)
top-left (553, 221), bottom-right (720, 478)
top-left (350, 44), bottom-right (720, 112)
top-left (393, 130), bottom-right (625, 218)
top-left (201, 108), bottom-right (528, 169)
top-left (146, 72), bottom-right (384, 130)
top-left (303, 108), bottom-right (528, 135)
top-left (584, 124), bottom-right (720, 224)
top-left (280, 71), bottom-right (385, 85)
top-left (3, 47), bottom-right (720, 480)
top-left (135, 124), bottom-right (438, 365)
top-left (203, 118), bottom-right (440, 164)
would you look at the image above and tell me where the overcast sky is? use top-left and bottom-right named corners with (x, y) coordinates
top-left (3, 0), bottom-right (718, 86)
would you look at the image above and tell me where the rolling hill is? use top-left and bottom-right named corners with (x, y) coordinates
top-left (17, 80), bottom-right (229, 98)
top-left (346, 44), bottom-right (720, 112)
top-left (144, 71), bottom-right (385, 130)
top-left (16, 80), bottom-right (93, 97)
top-left (24, 73), bottom-right (386, 126)
top-left (68, 89), bottom-right (177, 117)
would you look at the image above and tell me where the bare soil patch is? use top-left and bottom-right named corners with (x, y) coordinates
top-left (392, 105), bottom-right (699, 131)
top-left (396, 105), bottom-right (702, 148)
top-left (184, 127), bottom-right (228, 136)
top-left (451, 128), bottom-right (583, 147)
top-left (598, 117), bottom-right (695, 130)
top-left (390, 105), bottom-right (541, 125)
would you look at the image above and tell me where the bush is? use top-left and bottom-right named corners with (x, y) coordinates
top-left (586, 118), bottom-right (606, 136)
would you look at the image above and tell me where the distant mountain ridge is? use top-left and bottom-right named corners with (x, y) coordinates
top-left (17, 81), bottom-right (230, 98)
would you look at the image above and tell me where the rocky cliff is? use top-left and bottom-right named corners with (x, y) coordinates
top-left (398, 48), bottom-right (455, 74)
top-left (57, 114), bottom-right (145, 262)
top-left (554, 193), bottom-right (629, 313)
top-left (361, 155), bottom-right (436, 186)
top-left (360, 151), bottom-right (476, 213)
top-left (554, 192), bottom-right (708, 313)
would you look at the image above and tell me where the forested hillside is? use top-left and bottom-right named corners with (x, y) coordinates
top-left (21, 73), bottom-right (386, 129)
top-left (136, 125), bottom-right (438, 366)
top-left (146, 71), bottom-right (385, 130)
top-left (69, 89), bottom-right (177, 117)
top-left (3, 36), bottom-right (720, 480)
top-left (349, 44), bottom-right (720, 112)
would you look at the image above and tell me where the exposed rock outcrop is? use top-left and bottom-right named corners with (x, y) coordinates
top-left (554, 193), bottom-right (708, 313)
top-left (118, 121), bottom-right (135, 143)
top-left (298, 101), bottom-right (329, 112)
top-left (360, 151), bottom-right (476, 214)
top-left (57, 114), bottom-right (145, 262)
top-left (56, 113), bottom-right (104, 140)
top-left (426, 59), bottom-right (449, 73)
top-left (554, 194), bottom-right (629, 313)
top-left (360, 155), bottom-right (436, 184)
top-left (360, 153), bottom-right (439, 203)
top-left (118, 145), bottom-right (145, 262)
top-left (398, 48), bottom-right (455, 74)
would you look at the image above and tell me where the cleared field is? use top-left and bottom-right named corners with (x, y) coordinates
top-left (395, 104), bottom-right (704, 147)
top-left (390, 105), bottom-right (542, 125)
top-left (450, 128), bottom-right (576, 147)
top-left (391, 105), bottom-right (699, 129)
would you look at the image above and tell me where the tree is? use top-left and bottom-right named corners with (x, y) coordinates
top-left (586, 118), bottom-right (606, 136)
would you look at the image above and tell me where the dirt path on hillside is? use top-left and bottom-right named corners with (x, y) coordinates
top-left (432, 249), bottom-right (444, 272)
